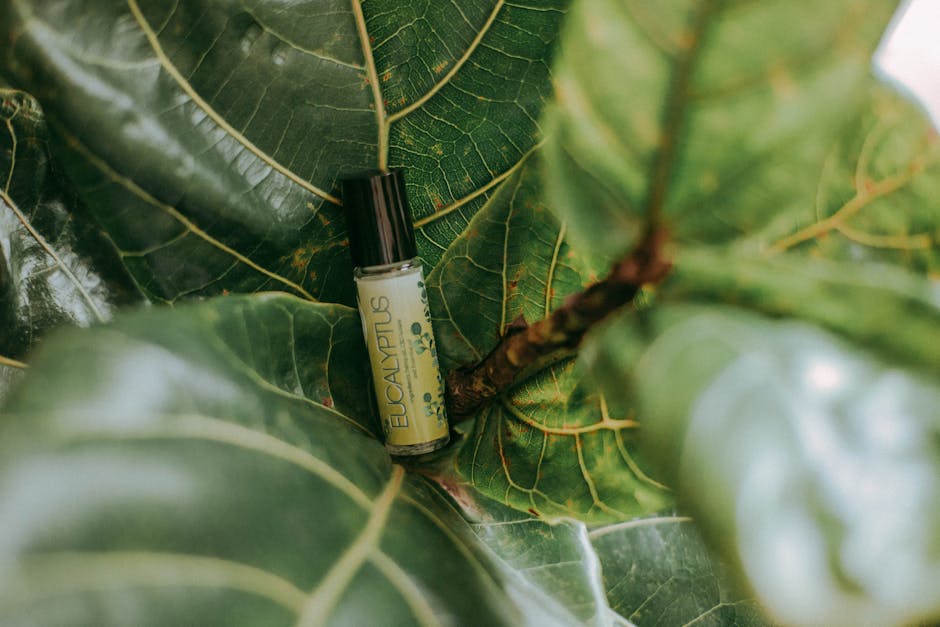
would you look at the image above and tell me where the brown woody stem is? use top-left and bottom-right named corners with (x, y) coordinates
top-left (445, 227), bottom-right (672, 420)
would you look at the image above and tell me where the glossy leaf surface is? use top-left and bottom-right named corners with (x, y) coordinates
top-left (589, 514), bottom-right (767, 627)
top-left (2, 0), bottom-right (936, 624)
top-left (0, 294), bottom-right (586, 627)
top-left (3, 292), bottom-right (740, 627)
top-left (465, 492), bottom-right (611, 626)
top-left (0, 88), bottom-right (140, 395)
top-left (0, 0), bottom-right (565, 304)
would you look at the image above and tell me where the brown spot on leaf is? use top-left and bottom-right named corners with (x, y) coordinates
top-left (321, 397), bottom-right (334, 408)
top-left (527, 508), bottom-right (541, 517)
top-left (290, 245), bottom-right (315, 270)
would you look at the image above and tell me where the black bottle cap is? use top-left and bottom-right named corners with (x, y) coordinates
top-left (342, 169), bottom-right (418, 268)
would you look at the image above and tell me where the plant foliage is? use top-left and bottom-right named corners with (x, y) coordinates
top-left (1, 0), bottom-right (938, 625)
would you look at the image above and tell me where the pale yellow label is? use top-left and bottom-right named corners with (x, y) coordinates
top-left (356, 267), bottom-right (449, 447)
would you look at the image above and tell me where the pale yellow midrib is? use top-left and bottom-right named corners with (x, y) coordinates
top-left (587, 515), bottom-right (693, 540)
top-left (351, 0), bottom-right (388, 171)
top-left (0, 354), bottom-right (28, 369)
top-left (387, 0), bottom-right (506, 123)
top-left (63, 130), bottom-right (318, 302)
top-left (60, 412), bottom-right (373, 510)
top-left (500, 398), bottom-right (638, 436)
top-left (544, 222), bottom-right (567, 315)
top-left (12, 552), bottom-right (307, 613)
top-left (126, 0), bottom-right (340, 205)
top-left (1, 189), bottom-right (107, 323)
top-left (295, 465), bottom-right (405, 626)
top-left (498, 173), bottom-right (526, 335)
top-left (3, 114), bottom-right (17, 193)
top-left (413, 141), bottom-right (542, 229)
top-left (370, 551), bottom-right (442, 627)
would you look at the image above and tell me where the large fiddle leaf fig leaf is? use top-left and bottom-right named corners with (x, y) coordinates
top-left (469, 492), bottom-right (769, 626)
top-left (543, 0), bottom-right (900, 258)
top-left (588, 514), bottom-right (766, 626)
top-left (0, 0), bottom-right (565, 304)
top-left (474, 511), bottom-right (610, 625)
top-left (0, 88), bottom-right (140, 397)
top-left (1, 292), bottom-right (756, 626)
top-left (573, 90), bottom-right (940, 623)
top-left (0, 293), bottom-right (601, 627)
top-left (427, 157), bottom-right (670, 523)
top-left (583, 305), bottom-right (940, 627)
top-left (541, 0), bottom-right (940, 624)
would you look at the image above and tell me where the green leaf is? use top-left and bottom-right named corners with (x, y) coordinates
top-left (0, 0), bottom-right (565, 304)
top-left (583, 305), bottom-right (940, 627)
top-left (0, 88), bottom-right (141, 396)
top-left (589, 514), bottom-right (767, 626)
top-left (664, 246), bottom-right (940, 373)
top-left (0, 293), bottom-right (602, 626)
top-left (440, 484), bottom-right (766, 627)
top-left (460, 490), bottom-right (612, 626)
top-left (745, 85), bottom-right (940, 272)
top-left (543, 0), bottom-right (899, 258)
top-left (541, 2), bottom-right (940, 623)
top-left (427, 156), bottom-right (670, 523)
top-left (656, 86), bottom-right (940, 375)
top-left (0, 292), bottom-right (766, 626)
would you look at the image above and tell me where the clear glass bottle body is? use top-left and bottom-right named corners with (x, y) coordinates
top-left (354, 259), bottom-right (449, 456)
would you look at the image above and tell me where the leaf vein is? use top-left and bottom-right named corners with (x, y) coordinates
top-left (61, 129), bottom-right (318, 301)
top-left (0, 189), bottom-right (106, 323)
top-left (370, 551), bottom-right (442, 627)
top-left (61, 412), bottom-right (373, 509)
top-left (125, 0), bottom-right (340, 204)
top-left (387, 0), bottom-right (505, 123)
top-left (10, 551), bottom-right (307, 613)
top-left (295, 465), bottom-right (404, 626)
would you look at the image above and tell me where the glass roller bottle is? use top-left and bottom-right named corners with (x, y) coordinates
top-left (342, 169), bottom-right (450, 456)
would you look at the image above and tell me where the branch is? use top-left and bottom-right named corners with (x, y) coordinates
top-left (445, 227), bottom-right (672, 420)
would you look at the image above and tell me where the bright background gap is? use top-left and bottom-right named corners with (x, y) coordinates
top-left (875, 0), bottom-right (940, 129)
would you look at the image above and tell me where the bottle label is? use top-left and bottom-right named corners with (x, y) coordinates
top-left (355, 267), bottom-right (449, 447)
